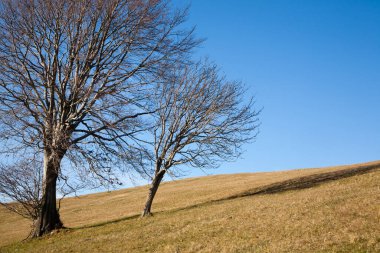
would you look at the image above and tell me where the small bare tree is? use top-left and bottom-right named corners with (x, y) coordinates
top-left (0, 157), bottom-right (85, 238)
top-left (0, 159), bottom-right (42, 224)
top-left (141, 62), bottom-right (260, 217)
top-left (0, 0), bottom-right (199, 236)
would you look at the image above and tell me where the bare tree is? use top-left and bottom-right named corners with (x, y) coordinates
top-left (141, 62), bottom-right (260, 217)
top-left (0, 159), bottom-right (42, 224)
top-left (0, 158), bottom-right (85, 238)
top-left (0, 0), bottom-right (199, 236)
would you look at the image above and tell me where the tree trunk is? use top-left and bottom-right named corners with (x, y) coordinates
top-left (33, 151), bottom-right (64, 237)
top-left (142, 170), bottom-right (165, 217)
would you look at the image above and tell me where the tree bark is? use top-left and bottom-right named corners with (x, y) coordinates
top-left (33, 151), bottom-right (64, 237)
top-left (142, 170), bottom-right (165, 217)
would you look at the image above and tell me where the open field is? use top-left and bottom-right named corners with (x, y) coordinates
top-left (1, 161), bottom-right (379, 252)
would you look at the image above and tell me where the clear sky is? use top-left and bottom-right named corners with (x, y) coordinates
top-left (170, 0), bottom-right (380, 176)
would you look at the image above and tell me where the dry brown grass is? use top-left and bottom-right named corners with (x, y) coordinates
top-left (0, 161), bottom-right (379, 252)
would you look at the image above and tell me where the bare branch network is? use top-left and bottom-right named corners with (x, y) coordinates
top-left (142, 61), bottom-right (260, 216)
top-left (0, 0), bottom-right (260, 236)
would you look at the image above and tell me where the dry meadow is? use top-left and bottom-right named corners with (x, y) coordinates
top-left (0, 161), bottom-right (379, 252)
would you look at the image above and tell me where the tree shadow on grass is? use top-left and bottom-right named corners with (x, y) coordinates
top-left (221, 162), bottom-right (380, 200)
top-left (75, 162), bottom-right (380, 230)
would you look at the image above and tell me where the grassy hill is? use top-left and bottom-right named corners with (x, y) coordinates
top-left (0, 161), bottom-right (379, 252)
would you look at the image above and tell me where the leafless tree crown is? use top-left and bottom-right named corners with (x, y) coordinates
top-left (0, 0), bottom-right (200, 235)
top-left (0, 0), bottom-right (199, 178)
top-left (0, 159), bottom-right (42, 220)
top-left (152, 62), bottom-right (260, 174)
top-left (141, 61), bottom-right (260, 216)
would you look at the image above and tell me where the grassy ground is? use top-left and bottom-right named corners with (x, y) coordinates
top-left (0, 161), bottom-right (379, 252)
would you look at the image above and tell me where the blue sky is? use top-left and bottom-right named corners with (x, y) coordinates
top-left (170, 0), bottom-right (380, 176)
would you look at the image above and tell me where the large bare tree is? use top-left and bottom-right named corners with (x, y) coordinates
top-left (0, 0), bottom-right (199, 236)
top-left (141, 62), bottom-right (260, 217)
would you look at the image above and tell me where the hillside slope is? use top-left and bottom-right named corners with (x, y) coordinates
top-left (0, 161), bottom-right (379, 252)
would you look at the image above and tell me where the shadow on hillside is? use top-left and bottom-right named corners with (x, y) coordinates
top-left (75, 214), bottom-right (141, 230)
top-left (164, 162), bottom-right (380, 215)
top-left (221, 162), bottom-right (380, 201)
top-left (78, 162), bottom-right (380, 230)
